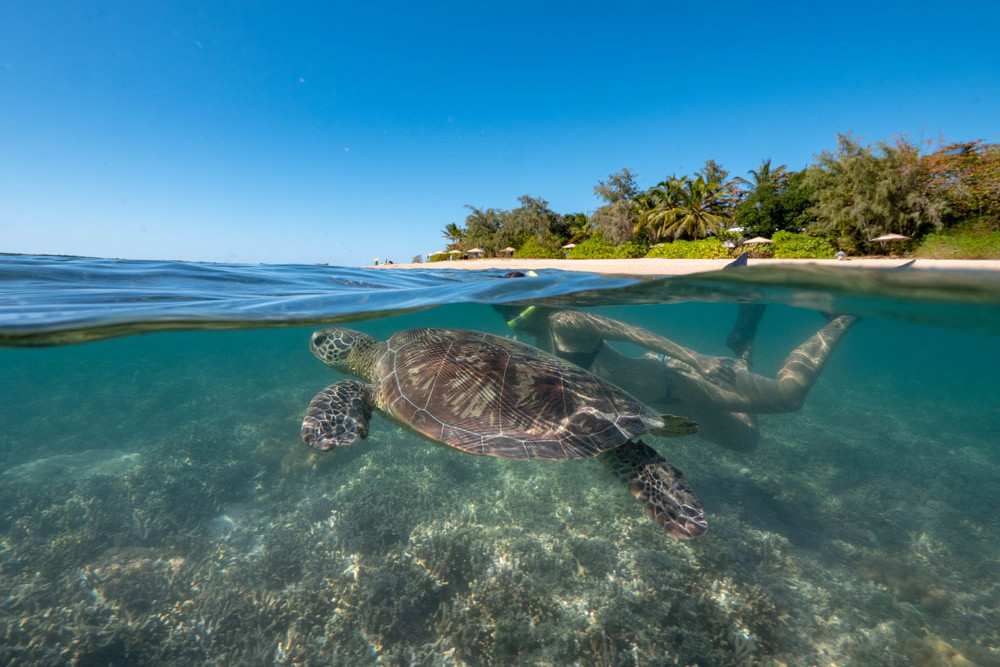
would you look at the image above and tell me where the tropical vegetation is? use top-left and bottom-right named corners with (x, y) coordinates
top-left (435, 134), bottom-right (1000, 260)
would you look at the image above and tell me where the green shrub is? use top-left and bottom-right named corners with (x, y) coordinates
top-left (514, 237), bottom-right (563, 259)
top-left (915, 221), bottom-right (1000, 259)
top-left (567, 234), bottom-right (647, 259)
top-left (428, 253), bottom-right (451, 262)
top-left (644, 237), bottom-right (731, 259)
top-left (769, 231), bottom-right (837, 258)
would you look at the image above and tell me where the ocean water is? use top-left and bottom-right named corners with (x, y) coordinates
top-left (2, 254), bottom-right (999, 666)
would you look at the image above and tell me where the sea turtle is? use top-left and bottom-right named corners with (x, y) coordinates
top-left (301, 327), bottom-right (707, 538)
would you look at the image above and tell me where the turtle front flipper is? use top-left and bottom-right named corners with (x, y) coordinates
top-left (601, 439), bottom-right (707, 539)
top-left (302, 380), bottom-right (373, 451)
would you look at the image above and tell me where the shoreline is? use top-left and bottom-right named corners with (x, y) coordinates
top-left (365, 257), bottom-right (1000, 276)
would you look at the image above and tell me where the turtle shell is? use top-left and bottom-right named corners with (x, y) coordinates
top-left (372, 328), bottom-right (663, 460)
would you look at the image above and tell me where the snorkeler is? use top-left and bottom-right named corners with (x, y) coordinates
top-left (495, 269), bottom-right (856, 452)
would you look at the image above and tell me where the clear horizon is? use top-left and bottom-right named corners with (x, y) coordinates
top-left (2, 2), bottom-right (998, 266)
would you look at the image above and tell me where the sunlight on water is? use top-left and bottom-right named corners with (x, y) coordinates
top-left (1, 255), bottom-right (999, 665)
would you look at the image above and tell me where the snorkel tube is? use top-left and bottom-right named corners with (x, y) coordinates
top-left (497, 270), bottom-right (540, 331)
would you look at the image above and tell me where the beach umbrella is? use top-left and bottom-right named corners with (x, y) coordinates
top-left (502, 247), bottom-right (516, 253)
top-left (871, 232), bottom-right (911, 253)
top-left (448, 249), bottom-right (462, 254)
top-left (870, 233), bottom-right (911, 242)
top-left (743, 236), bottom-right (772, 244)
top-left (561, 243), bottom-right (576, 249)
top-left (467, 247), bottom-right (484, 254)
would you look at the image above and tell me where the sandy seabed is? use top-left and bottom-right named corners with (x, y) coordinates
top-left (369, 257), bottom-right (1000, 275)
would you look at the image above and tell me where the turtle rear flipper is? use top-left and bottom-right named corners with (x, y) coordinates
top-left (302, 380), bottom-right (373, 451)
top-left (602, 440), bottom-right (707, 539)
top-left (651, 414), bottom-right (699, 438)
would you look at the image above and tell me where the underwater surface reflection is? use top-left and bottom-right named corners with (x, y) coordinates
top-left (1, 260), bottom-right (999, 665)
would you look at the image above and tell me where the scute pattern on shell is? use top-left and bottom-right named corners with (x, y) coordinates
top-left (374, 328), bottom-right (661, 460)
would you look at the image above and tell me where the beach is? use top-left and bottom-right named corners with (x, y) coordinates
top-left (368, 257), bottom-right (1000, 275)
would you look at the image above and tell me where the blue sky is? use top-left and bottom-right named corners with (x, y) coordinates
top-left (2, 1), bottom-right (998, 266)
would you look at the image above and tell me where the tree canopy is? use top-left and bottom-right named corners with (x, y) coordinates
top-left (436, 134), bottom-right (999, 259)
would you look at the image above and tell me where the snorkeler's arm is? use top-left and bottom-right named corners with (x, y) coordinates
top-left (547, 311), bottom-right (728, 378)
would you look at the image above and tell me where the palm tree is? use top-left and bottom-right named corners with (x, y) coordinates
top-left (735, 158), bottom-right (789, 193)
top-left (441, 222), bottom-right (465, 250)
top-left (566, 213), bottom-right (593, 243)
top-left (635, 176), bottom-right (729, 241)
top-left (634, 176), bottom-right (682, 241)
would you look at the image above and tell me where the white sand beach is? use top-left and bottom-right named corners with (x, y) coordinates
top-left (368, 257), bottom-right (1000, 275)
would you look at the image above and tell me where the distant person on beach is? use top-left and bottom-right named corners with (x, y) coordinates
top-left (494, 274), bottom-right (855, 452)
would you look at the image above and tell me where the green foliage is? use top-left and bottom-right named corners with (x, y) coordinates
top-left (505, 195), bottom-right (568, 248)
top-left (733, 168), bottom-right (814, 238)
top-left (514, 237), bottom-right (563, 259)
top-left (567, 232), bottom-right (647, 259)
top-left (428, 135), bottom-right (998, 262)
top-left (593, 168), bottom-right (639, 204)
top-left (590, 199), bottom-right (637, 245)
top-left (441, 222), bottom-right (465, 248)
top-left (410, 255), bottom-right (423, 263)
top-left (458, 196), bottom-right (567, 256)
top-left (734, 158), bottom-right (790, 192)
top-left (924, 140), bottom-right (1000, 225)
top-left (769, 231), bottom-right (837, 258)
top-left (463, 206), bottom-right (507, 254)
top-left (564, 212), bottom-right (593, 243)
top-left (634, 175), bottom-right (732, 242)
top-left (428, 253), bottom-right (451, 262)
top-left (644, 237), bottom-right (731, 258)
top-left (591, 169), bottom-right (641, 244)
top-left (915, 219), bottom-right (1000, 259)
top-left (802, 133), bottom-right (944, 250)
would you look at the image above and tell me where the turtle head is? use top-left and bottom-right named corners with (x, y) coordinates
top-left (310, 328), bottom-right (379, 378)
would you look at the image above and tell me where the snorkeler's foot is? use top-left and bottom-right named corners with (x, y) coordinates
top-left (601, 439), bottom-right (707, 539)
top-left (724, 252), bottom-right (749, 269)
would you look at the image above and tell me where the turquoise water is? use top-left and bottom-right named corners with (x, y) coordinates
top-left (2, 255), bottom-right (999, 665)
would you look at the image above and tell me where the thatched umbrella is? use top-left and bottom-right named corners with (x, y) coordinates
top-left (502, 246), bottom-right (516, 254)
top-left (871, 233), bottom-right (911, 254)
top-left (561, 243), bottom-right (577, 249)
top-left (743, 237), bottom-right (772, 245)
top-left (467, 247), bottom-right (484, 256)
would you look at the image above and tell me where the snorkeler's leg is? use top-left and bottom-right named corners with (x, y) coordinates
top-left (721, 314), bottom-right (859, 413)
top-left (682, 314), bottom-right (858, 414)
top-left (771, 314), bottom-right (857, 408)
top-left (722, 252), bottom-right (767, 369)
top-left (726, 303), bottom-right (766, 370)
